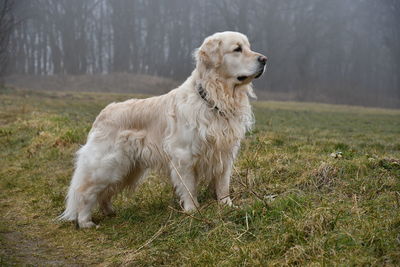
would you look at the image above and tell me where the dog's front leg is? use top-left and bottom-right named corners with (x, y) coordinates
top-left (169, 157), bottom-right (199, 212)
top-left (214, 157), bottom-right (234, 207)
top-left (214, 147), bottom-right (240, 207)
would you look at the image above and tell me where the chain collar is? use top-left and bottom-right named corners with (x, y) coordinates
top-left (197, 84), bottom-right (223, 115)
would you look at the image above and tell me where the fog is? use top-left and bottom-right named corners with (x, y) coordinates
top-left (1, 0), bottom-right (400, 108)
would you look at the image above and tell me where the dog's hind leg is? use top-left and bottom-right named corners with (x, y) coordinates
top-left (98, 166), bottom-right (146, 217)
top-left (61, 142), bottom-right (132, 228)
top-left (124, 166), bottom-right (147, 192)
top-left (77, 182), bottom-right (106, 228)
top-left (98, 187), bottom-right (116, 217)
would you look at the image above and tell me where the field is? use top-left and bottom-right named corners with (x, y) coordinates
top-left (1, 87), bottom-right (400, 266)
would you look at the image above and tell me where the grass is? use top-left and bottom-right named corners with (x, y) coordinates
top-left (1, 87), bottom-right (400, 266)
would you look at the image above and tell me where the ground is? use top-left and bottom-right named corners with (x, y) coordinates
top-left (0, 87), bottom-right (399, 266)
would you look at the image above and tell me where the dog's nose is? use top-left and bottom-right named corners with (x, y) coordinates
top-left (258, 56), bottom-right (267, 65)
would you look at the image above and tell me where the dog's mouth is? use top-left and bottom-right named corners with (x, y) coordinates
top-left (237, 76), bottom-right (248, 81)
top-left (254, 66), bottom-right (265, 79)
top-left (237, 66), bottom-right (265, 82)
top-left (254, 70), bottom-right (263, 79)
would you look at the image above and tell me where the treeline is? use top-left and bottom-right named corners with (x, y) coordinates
top-left (5, 0), bottom-right (400, 107)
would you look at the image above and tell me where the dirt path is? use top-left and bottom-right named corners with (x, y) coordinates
top-left (0, 198), bottom-right (85, 266)
top-left (1, 230), bottom-right (79, 266)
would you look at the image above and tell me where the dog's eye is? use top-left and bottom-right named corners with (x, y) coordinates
top-left (233, 46), bottom-right (242, 53)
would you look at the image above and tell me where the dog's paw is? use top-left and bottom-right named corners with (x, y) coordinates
top-left (78, 221), bottom-right (97, 229)
top-left (102, 209), bottom-right (116, 217)
top-left (181, 199), bottom-right (199, 213)
top-left (218, 197), bottom-right (238, 208)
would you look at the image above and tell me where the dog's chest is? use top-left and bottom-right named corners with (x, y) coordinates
top-left (187, 115), bottom-right (246, 153)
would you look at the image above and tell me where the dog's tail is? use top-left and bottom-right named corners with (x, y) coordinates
top-left (58, 156), bottom-right (86, 222)
top-left (58, 185), bottom-right (80, 221)
top-left (58, 145), bottom-right (88, 222)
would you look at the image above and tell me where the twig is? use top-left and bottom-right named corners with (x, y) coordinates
top-left (245, 212), bottom-right (249, 231)
top-left (123, 211), bottom-right (174, 261)
top-left (395, 191), bottom-right (400, 209)
top-left (353, 194), bottom-right (360, 220)
top-left (233, 165), bottom-right (269, 206)
top-left (168, 206), bottom-right (214, 226)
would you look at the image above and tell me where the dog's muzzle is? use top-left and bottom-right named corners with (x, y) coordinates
top-left (255, 55), bottom-right (267, 79)
top-left (237, 55), bottom-right (267, 81)
top-left (254, 66), bottom-right (265, 79)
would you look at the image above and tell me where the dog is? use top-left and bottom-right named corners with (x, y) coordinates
top-left (59, 31), bottom-right (267, 228)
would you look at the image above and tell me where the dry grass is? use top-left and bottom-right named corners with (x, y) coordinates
top-left (1, 87), bottom-right (400, 266)
top-left (4, 73), bottom-right (179, 96)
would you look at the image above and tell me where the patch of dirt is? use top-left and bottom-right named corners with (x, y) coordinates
top-left (1, 230), bottom-right (81, 266)
top-left (0, 197), bottom-right (85, 266)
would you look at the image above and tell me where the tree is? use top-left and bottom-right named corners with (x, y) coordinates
top-left (0, 0), bottom-right (16, 83)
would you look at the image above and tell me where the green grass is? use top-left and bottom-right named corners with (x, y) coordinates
top-left (1, 87), bottom-right (400, 266)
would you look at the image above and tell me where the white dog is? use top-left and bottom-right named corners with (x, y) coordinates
top-left (60, 31), bottom-right (267, 228)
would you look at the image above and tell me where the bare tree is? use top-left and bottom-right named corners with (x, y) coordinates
top-left (0, 0), bottom-right (16, 84)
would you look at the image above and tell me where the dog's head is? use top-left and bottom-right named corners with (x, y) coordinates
top-left (195, 31), bottom-right (267, 85)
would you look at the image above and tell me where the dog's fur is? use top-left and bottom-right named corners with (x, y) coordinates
top-left (59, 31), bottom-right (267, 228)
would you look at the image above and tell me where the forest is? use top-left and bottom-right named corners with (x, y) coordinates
top-left (1, 0), bottom-right (400, 108)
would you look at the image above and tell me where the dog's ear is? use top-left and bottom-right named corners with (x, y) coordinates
top-left (195, 37), bottom-right (222, 70)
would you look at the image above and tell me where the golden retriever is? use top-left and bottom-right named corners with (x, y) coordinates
top-left (60, 31), bottom-right (267, 228)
